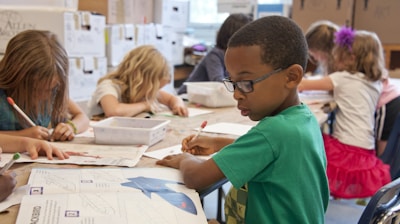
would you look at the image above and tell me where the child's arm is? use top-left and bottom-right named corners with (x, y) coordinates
top-left (0, 127), bottom-right (50, 140)
top-left (181, 135), bottom-right (234, 155)
top-left (156, 153), bottom-right (225, 190)
top-left (67, 100), bottom-right (90, 134)
top-left (157, 90), bottom-right (189, 117)
top-left (99, 95), bottom-right (151, 117)
top-left (298, 76), bottom-right (334, 91)
top-left (0, 134), bottom-right (68, 160)
top-left (50, 100), bottom-right (90, 141)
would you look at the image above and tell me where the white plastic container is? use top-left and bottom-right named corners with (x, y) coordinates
top-left (184, 82), bottom-right (236, 107)
top-left (92, 117), bottom-right (170, 146)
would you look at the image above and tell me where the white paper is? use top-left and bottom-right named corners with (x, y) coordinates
top-left (157, 107), bottom-right (213, 118)
top-left (0, 185), bottom-right (29, 213)
top-left (0, 143), bottom-right (148, 168)
top-left (144, 144), bottom-right (211, 160)
top-left (15, 168), bottom-right (207, 224)
top-left (197, 122), bottom-right (253, 136)
top-left (299, 90), bottom-right (333, 104)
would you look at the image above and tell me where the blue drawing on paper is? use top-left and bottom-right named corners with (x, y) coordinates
top-left (121, 176), bottom-right (197, 215)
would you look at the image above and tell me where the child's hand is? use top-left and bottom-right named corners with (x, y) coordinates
top-left (0, 170), bottom-right (16, 202)
top-left (21, 137), bottom-right (69, 160)
top-left (21, 126), bottom-right (51, 140)
top-left (156, 153), bottom-right (192, 169)
top-left (50, 122), bottom-right (74, 142)
top-left (181, 135), bottom-right (216, 155)
top-left (172, 104), bottom-right (189, 117)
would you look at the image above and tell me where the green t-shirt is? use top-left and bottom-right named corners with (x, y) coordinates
top-left (213, 104), bottom-right (329, 223)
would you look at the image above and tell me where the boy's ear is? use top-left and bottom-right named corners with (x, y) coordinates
top-left (285, 64), bottom-right (303, 88)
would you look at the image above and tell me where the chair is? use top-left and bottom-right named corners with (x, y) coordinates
top-left (198, 178), bottom-right (229, 223)
top-left (357, 177), bottom-right (400, 224)
top-left (379, 113), bottom-right (400, 180)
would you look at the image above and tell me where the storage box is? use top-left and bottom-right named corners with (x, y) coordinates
top-left (184, 82), bottom-right (236, 107)
top-left (106, 24), bottom-right (136, 67)
top-left (68, 56), bottom-right (107, 102)
top-left (291, 0), bottom-right (354, 33)
top-left (0, 7), bottom-right (106, 57)
top-left (92, 117), bottom-right (170, 146)
top-left (353, 0), bottom-right (400, 44)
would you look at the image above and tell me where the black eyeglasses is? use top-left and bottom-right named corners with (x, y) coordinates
top-left (223, 68), bottom-right (283, 93)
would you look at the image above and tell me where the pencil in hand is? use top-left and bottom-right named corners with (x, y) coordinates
top-left (7, 97), bottom-right (36, 127)
top-left (192, 121), bottom-right (207, 141)
top-left (0, 153), bottom-right (21, 175)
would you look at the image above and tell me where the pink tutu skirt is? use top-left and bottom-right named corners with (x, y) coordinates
top-left (323, 134), bottom-right (391, 198)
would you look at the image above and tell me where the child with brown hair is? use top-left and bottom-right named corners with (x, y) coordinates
top-left (299, 27), bottom-right (391, 198)
top-left (88, 45), bottom-right (188, 118)
top-left (157, 16), bottom-right (329, 223)
top-left (0, 30), bottom-right (89, 141)
top-left (177, 13), bottom-right (252, 94)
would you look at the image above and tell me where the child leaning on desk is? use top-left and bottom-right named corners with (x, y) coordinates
top-left (0, 134), bottom-right (68, 202)
top-left (88, 45), bottom-right (188, 118)
top-left (0, 30), bottom-right (90, 142)
top-left (305, 22), bottom-right (400, 157)
top-left (157, 16), bottom-right (329, 223)
top-left (299, 27), bottom-right (391, 199)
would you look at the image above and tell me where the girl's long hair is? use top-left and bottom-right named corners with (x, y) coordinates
top-left (0, 30), bottom-right (69, 127)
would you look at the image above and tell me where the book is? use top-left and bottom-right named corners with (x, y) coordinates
top-left (16, 167), bottom-right (207, 224)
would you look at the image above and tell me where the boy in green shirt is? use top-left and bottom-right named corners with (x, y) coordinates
top-left (157, 15), bottom-right (329, 223)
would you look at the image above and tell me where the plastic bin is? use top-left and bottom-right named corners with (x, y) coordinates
top-left (184, 82), bottom-right (236, 107)
top-left (92, 117), bottom-right (170, 146)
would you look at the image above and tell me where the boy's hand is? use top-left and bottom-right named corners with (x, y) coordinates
top-left (156, 153), bottom-right (192, 169)
top-left (181, 135), bottom-right (216, 155)
top-left (0, 171), bottom-right (16, 202)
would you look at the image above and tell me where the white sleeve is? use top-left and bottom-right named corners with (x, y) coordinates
top-left (87, 80), bottom-right (121, 116)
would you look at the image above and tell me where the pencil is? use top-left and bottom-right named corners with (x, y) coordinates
top-left (7, 97), bottom-right (36, 127)
top-left (0, 153), bottom-right (21, 175)
top-left (192, 121), bottom-right (207, 141)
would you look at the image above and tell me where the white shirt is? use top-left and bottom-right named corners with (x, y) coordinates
top-left (87, 79), bottom-right (122, 117)
top-left (330, 71), bottom-right (382, 149)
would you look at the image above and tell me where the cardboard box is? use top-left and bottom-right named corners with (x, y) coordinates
top-left (185, 82), bottom-right (236, 107)
top-left (78, 0), bottom-right (123, 24)
top-left (353, 0), bottom-right (400, 44)
top-left (123, 0), bottom-right (154, 24)
top-left (68, 57), bottom-right (107, 102)
top-left (92, 117), bottom-right (170, 146)
top-left (0, 7), bottom-right (105, 57)
top-left (79, 0), bottom-right (153, 24)
top-left (106, 24), bottom-right (136, 67)
top-left (291, 0), bottom-right (354, 33)
top-left (0, 0), bottom-right (78, 10)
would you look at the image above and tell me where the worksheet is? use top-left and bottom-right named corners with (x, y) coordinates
top-left (0, 143), bottom-right (148, 167)
top-left (15, 168), bottom-right (207, 224)
top-left (196, 122), bottom-right (254, 136)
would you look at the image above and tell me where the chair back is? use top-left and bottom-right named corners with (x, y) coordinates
top-left (380, 113), bottom-right (400, 180)
top-left (358, 177), bottom-right (400, 224)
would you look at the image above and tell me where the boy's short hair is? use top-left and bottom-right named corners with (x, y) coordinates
top-left (228, 16), bottom-right (308, 71)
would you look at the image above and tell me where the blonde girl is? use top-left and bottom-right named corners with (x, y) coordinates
top-left (0, 30), bottom-right (89, 141)
top-left (88, 45), bottom-right (188, 118)
top-left (305, 20), bottom-right (339, 75)
top-left (300, 27), bottom-right (391, 198)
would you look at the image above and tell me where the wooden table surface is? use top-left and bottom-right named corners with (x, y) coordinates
top-left (0, 103), bottom-right (327, 224)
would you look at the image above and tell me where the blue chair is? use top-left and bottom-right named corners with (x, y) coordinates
top-left (379, 113), bottom-right (400, 180)
top-left (357, 177), bottom-right (400, 224)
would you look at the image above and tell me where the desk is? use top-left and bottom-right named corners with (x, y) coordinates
top-left (0, 104), bottom-right (327, 224)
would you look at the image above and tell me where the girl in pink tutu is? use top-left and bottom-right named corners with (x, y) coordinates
top-left (299, 27), bottom-right (391, 198)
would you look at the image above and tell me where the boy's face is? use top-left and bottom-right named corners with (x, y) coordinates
top-left (224, 45), bottom-right (294, 121)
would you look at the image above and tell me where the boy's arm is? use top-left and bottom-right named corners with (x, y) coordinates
top-left (157, 153), bottom-right (225, 190)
